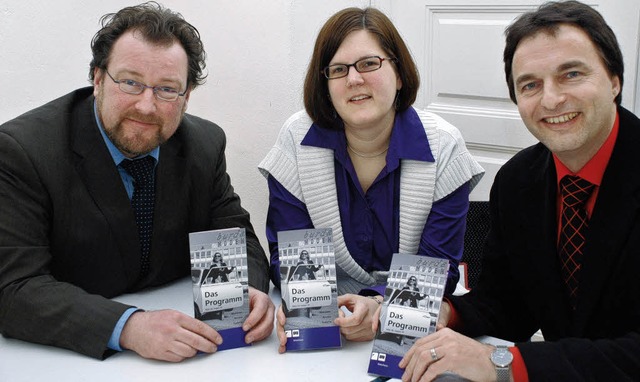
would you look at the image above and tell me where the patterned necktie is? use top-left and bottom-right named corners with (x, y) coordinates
top-left (558, 175), bottom-right (594, 310)
top-left (121, 156), bottom-right (156, 278)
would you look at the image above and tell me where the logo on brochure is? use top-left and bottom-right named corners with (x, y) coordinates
top-left (285, 330), bottom-right (301, 338)
top-left (371, 352), bottom-right (387, 362)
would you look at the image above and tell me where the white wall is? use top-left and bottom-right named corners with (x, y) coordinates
top-left (0, 0), bottom-right (369, 254)
top-left (4, 1), bottom-right (637, 254)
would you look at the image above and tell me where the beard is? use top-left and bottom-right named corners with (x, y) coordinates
top-left (95, 87), bottom-right (184, 157)
top-left (104, 116), bottom-right (167, 158)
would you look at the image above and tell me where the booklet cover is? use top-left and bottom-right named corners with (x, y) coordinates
top-left (278, 228), bottom-right (341, 351)
top-left (368, 254), bottom-right (449, 379)
top-left (189, 227), bottom-right (250, 351)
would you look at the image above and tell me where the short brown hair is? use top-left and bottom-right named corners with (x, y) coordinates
top-left (304, 7), bottom-right (420, 130)
top-left (504, 0), bottom-right (623, 105)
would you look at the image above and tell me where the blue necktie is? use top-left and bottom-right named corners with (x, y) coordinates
top-left (121, 156), bottom-right (156, 278)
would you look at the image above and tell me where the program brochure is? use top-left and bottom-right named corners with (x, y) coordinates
top-left (189, 227), bottom-right (250, 351)
top-left (278, 228), bottom-right (341, 351)
top-left (368, 254), bottom-right (449, 379)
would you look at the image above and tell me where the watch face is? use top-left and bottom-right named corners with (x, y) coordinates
top-left (491, 347), bottom-right (514, 367)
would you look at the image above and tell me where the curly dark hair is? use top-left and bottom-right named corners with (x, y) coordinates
top-left (89, 1), bottom-right (206, 89)
top-left (504, 0), bottom-right (623, 105)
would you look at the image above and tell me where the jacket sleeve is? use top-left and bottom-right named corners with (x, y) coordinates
top-left (0, 131), bottom-right (132, 359)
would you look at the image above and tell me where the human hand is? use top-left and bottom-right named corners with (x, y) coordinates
top-left (334, 294), bottom-right (381, 341)
top-left (120, 309), bottom-right (222, 362)
top-left (437, 301), bottom-right (451, 330)
top-left (242, 287), bottom-right (275, 344)
top-left (275, 304), bottom-right (287, 353)
top-left (399, 328), bottom-right (495, 382)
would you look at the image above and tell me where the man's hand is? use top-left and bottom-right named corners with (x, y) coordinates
top-left (399, 328), bottom-right (496, 382)
top-left (242, 287), bottom-right (275, 344)
top-left (437, 301), bottom-right (451, 330)
top-left (334, 294), bottom-right (381, 341)
top-left (275, 304), bottom-right (288, 354)
top-left (120, 309), bottom-right (222, 362)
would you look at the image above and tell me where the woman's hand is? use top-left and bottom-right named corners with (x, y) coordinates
top-left (334, 294), bottom-right (382, 341)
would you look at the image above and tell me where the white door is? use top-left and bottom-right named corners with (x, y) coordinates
top-left (374, 0), bottom-right (640, 200)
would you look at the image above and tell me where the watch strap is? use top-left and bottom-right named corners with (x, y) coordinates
top-left (495, 365), bottom-right (511, 382)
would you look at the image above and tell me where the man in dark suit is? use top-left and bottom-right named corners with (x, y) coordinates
top-left (399, 1), bottom-right (639, 381)
top-left (0, 3), bottom-right (274, 362)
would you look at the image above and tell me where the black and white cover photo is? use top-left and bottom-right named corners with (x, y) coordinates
top-left (278, 228), bottom-right (341, 351)
top-left (189, 227), bottom-right (250, 351)
top-left (368, 254), bottom-right (449, 379)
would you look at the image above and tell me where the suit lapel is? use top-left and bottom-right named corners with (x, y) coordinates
top-left (70, 96), bottom-right (141, 285)
top-left (517, 151), bottom-right (574, 329)
top-left (150, 134), bottom-right (187, 274)
top-left (574, 109), bottom-right (640, 333)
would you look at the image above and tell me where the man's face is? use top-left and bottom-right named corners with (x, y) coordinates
top-left (511, 24), bottom-right (620, 171)
top-left (93, 29), bottom-right (191, 158)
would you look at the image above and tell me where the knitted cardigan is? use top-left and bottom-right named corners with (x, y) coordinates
top-left (259, 108), bottom-right (484, 294)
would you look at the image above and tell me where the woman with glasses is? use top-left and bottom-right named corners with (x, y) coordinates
top-left (259, 7), bottom-right (483, 351)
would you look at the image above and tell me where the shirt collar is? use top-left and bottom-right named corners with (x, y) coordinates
top-left (553, 110), bottom-right (619, 187)
top-left (300, 107), bottom-right (434, 165)
top-left (94, 100), bottom-right (160, 165)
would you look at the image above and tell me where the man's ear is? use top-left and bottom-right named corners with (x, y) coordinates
top-left (93, 68), bottom-right (104, 97)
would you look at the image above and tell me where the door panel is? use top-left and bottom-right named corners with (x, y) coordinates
top-left (374, 0), bottom-right (640, 200)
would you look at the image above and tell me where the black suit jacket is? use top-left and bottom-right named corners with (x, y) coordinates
top-left (449, 106), bottom-right (640, 380)
top-left (0, 88), bottom-right (269, 359)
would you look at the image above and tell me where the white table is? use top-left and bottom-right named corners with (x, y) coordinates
top-left (0, 277), bottom-right (512, 382)
top-left (0, 277), bottom-right (383, 382)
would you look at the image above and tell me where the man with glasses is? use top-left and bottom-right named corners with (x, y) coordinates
top-left (0, 3), bottom-right (273, 362)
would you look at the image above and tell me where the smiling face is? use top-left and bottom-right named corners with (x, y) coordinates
top-left (512, 24), bottom-right (620, 171)
top-left (327, 30), bottom-right (402, 133)
top-left (93, 29), bottom-right (191, 158)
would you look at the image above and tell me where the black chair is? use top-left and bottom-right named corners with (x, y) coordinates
top-left (461, 201), bottom-right (490, 289)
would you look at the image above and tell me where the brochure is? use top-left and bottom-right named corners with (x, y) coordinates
top-left (368, 254), bottom-right (449, 379)
top-left (189, 227), bottom-right (250, 351)
top-left (278, 228), bottom-right (341, 351)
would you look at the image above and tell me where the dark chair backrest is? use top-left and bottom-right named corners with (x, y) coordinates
top-left (462, 201), bottom-right (490, 289)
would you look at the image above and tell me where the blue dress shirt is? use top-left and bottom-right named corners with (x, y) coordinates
top-left (94, 101), bottom-right (159, 351)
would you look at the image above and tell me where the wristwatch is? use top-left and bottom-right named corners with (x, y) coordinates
top-left (490, 346), bottom-right (513, 382)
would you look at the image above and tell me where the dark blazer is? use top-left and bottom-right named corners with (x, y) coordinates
top-left (0, 88), bottom-right (269, 359)
top-left (449, 106), bottom-right (640, 380)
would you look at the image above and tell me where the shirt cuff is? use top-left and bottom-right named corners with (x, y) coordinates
top-left (510, 346), bottom-right (529, 382)
top-left (107, 307), bottom-right (140, 351)
top-left (443, 297), bottom-right (462, 330)
top-left (358, 284), bottom-right (386, 296)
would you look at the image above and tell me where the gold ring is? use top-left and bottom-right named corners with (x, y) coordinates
top-left (430, 347), bottom-right (438, 361)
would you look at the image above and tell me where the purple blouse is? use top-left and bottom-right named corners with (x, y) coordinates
top-left (266, 108), bottom-right (470, 295)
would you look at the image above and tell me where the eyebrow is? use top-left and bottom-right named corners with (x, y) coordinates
top-left (115, 69), bottom-right (184, 87)
top-left (514, 60), bottom-right (590, 87)
top-left (329, 54), bottom-right (382, 65)
top-left (557, 60), bottom-right (590, 72)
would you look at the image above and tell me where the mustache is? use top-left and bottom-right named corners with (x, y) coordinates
top-left (123, 113), bottom-right (163, 125)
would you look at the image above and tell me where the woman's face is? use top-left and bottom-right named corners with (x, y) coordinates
top-left (327, 30), bottom-right (402, 133)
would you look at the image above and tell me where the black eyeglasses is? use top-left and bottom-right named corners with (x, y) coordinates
top-left (105, 70), bottom-right (187, 102)
top-left (322, 56), bottom-right (395, 79)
